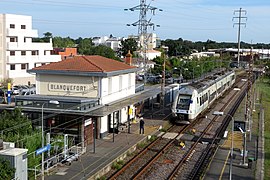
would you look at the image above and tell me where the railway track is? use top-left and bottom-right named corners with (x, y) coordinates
top-left (169, 72), bottom-right (248, 179)
top-left (108, 72), bottom-right (248, 180)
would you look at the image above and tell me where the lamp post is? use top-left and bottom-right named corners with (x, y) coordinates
top-left (41, 100), bottom-right (59, 180)
top-left (213, 111), bottom-right (234, 180)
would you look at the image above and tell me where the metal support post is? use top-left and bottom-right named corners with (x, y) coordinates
top-left (40, 100), bottom-right (59, 180)
top-left (41, 103), bottom-right (45, 180)
top-left (64, 134), bottom-right (68, 158)
top-left (242, 131), bottom-right (247, 166)
top-left (128, 106), bottom-right (131, 134)
top-left (229, 116), bottom-right (234, 180)
top-left (113, 114), bottom-right (115, 142)
top-left (46, 133), bottom-right (50, 157)
top-left (93, 120), bottom-right (96, 153)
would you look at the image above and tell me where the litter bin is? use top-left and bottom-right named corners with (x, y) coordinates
top-left (248, 157), bottom-right (255, 169)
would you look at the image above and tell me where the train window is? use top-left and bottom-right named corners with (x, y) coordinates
top-left (177, 95), bottom-right (192, 110)
top-left (179, 99), bottom-right (190, 104)
top-left (197, 97), bottom-right (199, 104)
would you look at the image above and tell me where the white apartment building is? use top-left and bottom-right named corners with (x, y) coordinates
top-left (129, 33), bottom-right (159, 50)
top-left (92, 36), bottom-right (124, 51)
top-left (0, 14), bottom-right (61, 85)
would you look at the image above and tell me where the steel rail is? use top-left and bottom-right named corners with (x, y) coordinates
top-left (168, 74), bottom-right (247, 179)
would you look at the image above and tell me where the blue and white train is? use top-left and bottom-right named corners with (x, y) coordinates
top-left (171, 70), bottom-right (236, 124)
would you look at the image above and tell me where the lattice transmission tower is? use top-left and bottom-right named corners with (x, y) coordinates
top-left (233, 8), bottom-right (247, 68)
top-left (125, 0), bottom-right (162, 81)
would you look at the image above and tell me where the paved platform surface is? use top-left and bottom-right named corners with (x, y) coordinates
top-left (46, 108), bottom-right (170, 180)
top-left (46, 106), bottom-right (261, 180)
top-left (204, 120), bottom-right (258, 180)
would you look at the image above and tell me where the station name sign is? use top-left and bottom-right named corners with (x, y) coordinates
top-left (49, 83), bottom-right (88, 92)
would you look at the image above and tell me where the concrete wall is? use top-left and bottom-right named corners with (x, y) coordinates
top-left (36, 74), bottom-right (99, 97)
top-left (0, 14), bottom-right (6, 80)
top-left (100, 73), bottom-right (135, 104)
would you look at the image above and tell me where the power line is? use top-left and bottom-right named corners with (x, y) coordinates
top-left (0, 0), bottom-right (124, 9)
top-left (125, 0), bottom-right (162, 84)
top-left (233, 8), bottom-right (247, 67)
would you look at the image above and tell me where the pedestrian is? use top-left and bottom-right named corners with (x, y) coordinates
top-left (139, 117), bottom-right (145, 134)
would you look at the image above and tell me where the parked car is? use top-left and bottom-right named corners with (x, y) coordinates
top-left (21, 89), bottom-right (36, 96)
top-left (11, 87), bottom-right (20, 95)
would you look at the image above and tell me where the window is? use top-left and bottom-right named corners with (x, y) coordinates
top-left (21, 64), bottom-right (27, 70)
top-left (10, 51), bottom-right (15, 56)
top-left (21, 25), bottom-right (26, 29)
top-left (128, 74), bottom-right (131, 89)
top-left (108, 78), bottom-right (112, 94)
top-left (41, 63), bottom-right (45, 66)
top-left (21, 51), bottom-right (26, 56)
top-left (10, 37), bottom-right (17, 42)
top-left (119, 75), bottom-right (122, 91)
top-left (10, 64), bottom-right (15, 70)
top-left (31, 51), bottom-right (37, 55)
top-left (10, 24), bottom-right (15, 28)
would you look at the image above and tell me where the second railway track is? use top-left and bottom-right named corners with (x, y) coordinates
top-left (108, 72), bottom-right (248, 180)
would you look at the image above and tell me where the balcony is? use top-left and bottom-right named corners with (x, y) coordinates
top-left (6, 28), bottom-right (38, 37)
top-left (7, 41), bottom-right (54, 51)
top-left (7, 54), bottom-right (61, 65)
top-left (7, 55), bottom-right (28, 63)
top-left (7, 69), bottom-right (30, 78)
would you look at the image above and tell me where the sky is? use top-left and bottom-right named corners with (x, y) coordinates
top-left (1, 0), bottom-right (270, 43)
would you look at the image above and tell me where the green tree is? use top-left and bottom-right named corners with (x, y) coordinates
top-left (119, 38), bottom-right (138, 57)
top-left (53, 36), bottom-right (75, 48)
top-left (90, 45), bottom-right (121, 61)
top-left (43, 32), bottom-right (53, 42)
top-left (77, 38), bottom-right (93, 55)
top-left (0, 158), bottom-right (16, 179)
top-left (0, 108), bottom-right (32, 142)
top-left (0, 78), bottom-right (13, 88)
top-left (24, 134), bottom-right (42, 170)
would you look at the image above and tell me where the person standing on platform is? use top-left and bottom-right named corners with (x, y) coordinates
top-left (139, 117), bottom-right (145, 134)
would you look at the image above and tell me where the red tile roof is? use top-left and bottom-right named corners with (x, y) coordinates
top-left (32, 55), bottom-right (137, 73)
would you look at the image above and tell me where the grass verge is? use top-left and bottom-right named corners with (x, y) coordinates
top-left (255, 77), bottom-right (270, 179)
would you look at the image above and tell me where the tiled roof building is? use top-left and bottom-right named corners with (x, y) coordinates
top-left (30, 55), bottom-right (137, 75)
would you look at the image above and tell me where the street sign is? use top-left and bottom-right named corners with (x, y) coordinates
top-left (234, 121), bottom-right (246, 132)
top-left (36, 144), bottom-right (51, 155)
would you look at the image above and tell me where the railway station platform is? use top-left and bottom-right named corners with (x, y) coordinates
top-left (46, 107), bottom-right (171, 180)
top-left (204, 121), bottom-right (261, 180)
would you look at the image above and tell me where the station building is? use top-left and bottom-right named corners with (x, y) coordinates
top-left (15, 55), bottom-right (166, 147)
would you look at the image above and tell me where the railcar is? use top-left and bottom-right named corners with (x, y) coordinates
top-left (171, 70), bottom-right (236, 124)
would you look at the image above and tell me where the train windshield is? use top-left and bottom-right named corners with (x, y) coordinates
top-left (176, 95), bottom-right (192, 110)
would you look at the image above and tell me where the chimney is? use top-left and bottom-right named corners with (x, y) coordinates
top-left (125, 50), bottom-right (132, 65)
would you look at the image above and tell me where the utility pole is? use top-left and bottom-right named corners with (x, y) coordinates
top-left (242, 46), bottom-right (253, 166)
top-left (125, 0), bottom-right (162, 84)
top-left (161, 47), bottom-right (167, 113)
top-left (233, 8), bottom-right (247, 68)
top-left (246, 47), bottom-right (254, 139)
